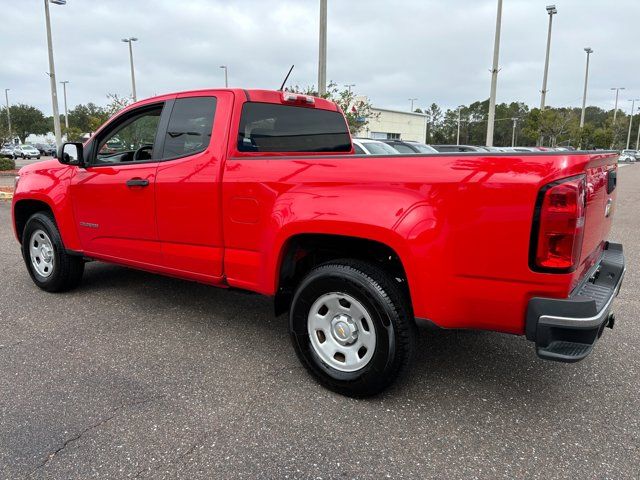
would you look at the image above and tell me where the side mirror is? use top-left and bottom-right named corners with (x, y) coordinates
top-left (58, 142), bottom-right (84, 166)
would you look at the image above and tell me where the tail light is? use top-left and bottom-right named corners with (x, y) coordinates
top-left (531, 175), bottom-right (586, 272)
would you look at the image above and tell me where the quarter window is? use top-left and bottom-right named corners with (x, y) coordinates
top-left (162, 97), bottom-right (216, 159)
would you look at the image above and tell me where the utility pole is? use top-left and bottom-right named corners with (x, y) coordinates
top-left (317, 0), bottom-right (327, 96)
top-left (219, 65), bottom-right (228, 87)
top-left (457, 107), bottom-right (462, 145)
top-left (579, 47), bottom-right (593, 130)
top-left (122, 37), bottom-right (138, 101)
top-left (4, 89), bottom-right (11, 142)
top-left (409, 98), bottom-right (417, 112)
top-left (60, 80), bottom-right (69, 130)
top-left (627, 99), bottom-right (638, 150)
top-left (511, 118), bottom-right (518, 147)
top-left (486, 0), bottom-right (503, 147)
top-left (44, 0), bottom-right (65, 148)
top-left (539, 5), bottom-right (557, 111)
top-left (611, 87), bottom-right (625, 125)
top-left (344, 83), bottom-right (355, 94)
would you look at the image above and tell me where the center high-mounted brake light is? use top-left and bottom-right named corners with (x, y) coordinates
top-left (282, 92), bottom-right (315, 105)
top-left (531, 175), bottom-right (587, 272)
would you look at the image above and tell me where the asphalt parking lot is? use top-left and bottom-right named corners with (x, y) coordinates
top-left (1, 165), bottom-right (639, 479)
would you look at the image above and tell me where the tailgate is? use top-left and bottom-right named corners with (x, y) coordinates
top-left (572, 153), bottom-right (618, 288)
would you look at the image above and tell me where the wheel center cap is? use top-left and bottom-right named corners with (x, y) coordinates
top-left (331, 314), bottom-right (358, 345)
top-left (41, 246), bottom-right (52, 261)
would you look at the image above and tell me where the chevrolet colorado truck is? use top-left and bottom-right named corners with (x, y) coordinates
top-left (12, 89), bottom-right (625, 397)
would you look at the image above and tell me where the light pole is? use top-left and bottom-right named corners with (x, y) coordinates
top-left (611, 87), bottom-right (625, 125)
top-left (409, 98), bottom-right (417, 112)
top-left (4, 89), bottom-right (11, 142)
top-left (60, 80), bottom-right (69, 130)
top-left (457, 107), bottom-right (462, 145)
top-left (539, 5), bottom-right (557, 111)
top-left (345, 83), bottom-right (355, 94)
top-left (579, 47), bottom-right (593, 130)
top-left (317, 0), bottom-right (327, 96)
top-left (626, 99), bottom-right (638, 150)
top-left (44, 0), bottom-right (65, 148)
top-left (511, 117), bottom-right (519, 147)
top-left (636, 107), bottom-right (640, 150)
top-left (486, 0), bottom-right (503, 147)
top-left (219, 65), bottom-right (228, 88)
top-left (122, 37), bottom-right (138, 102)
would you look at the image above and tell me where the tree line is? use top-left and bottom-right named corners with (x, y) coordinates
top-left (0, 94), bottom-right (131, 144)
top-left (415, 100), bottom-right (637, 149)
top-left (1, 88), bottom-right (637, 150)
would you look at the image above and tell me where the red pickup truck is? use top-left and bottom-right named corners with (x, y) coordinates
top-left (12, 89), bottom-right (625, 396)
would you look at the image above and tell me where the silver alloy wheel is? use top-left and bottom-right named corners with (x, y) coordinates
top-left (307, 292), bottom-right (377, 372)
top-left (29, 229), bottom-right (55, 278)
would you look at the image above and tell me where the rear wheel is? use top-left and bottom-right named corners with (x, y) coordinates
top-left (21, 212), bottom-right (84, 292)
top-left (290, 260), bottom-right (416, 397)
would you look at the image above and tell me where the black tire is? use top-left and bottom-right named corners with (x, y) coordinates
top-left (290, 260), bottom-right (416, 397)
top-left (21, 212), bottom-right (84, 292)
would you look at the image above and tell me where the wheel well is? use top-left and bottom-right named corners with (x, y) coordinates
top-left (13, 200), bottom-right (54, 242)
top-left (274, 234), bottom-right (410, 316)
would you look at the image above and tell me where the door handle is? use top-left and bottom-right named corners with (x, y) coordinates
top-left (126, 178), bottom-right (149, 187)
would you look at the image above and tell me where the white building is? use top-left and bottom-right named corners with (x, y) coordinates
top-left (360, 107), bottom-right (428, 142)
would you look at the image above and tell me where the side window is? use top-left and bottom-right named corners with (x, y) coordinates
top-left (96, 104), bottom-right (163, 165)
top-left (162, 97), bottom-right (216, 159)
top-left (353, 143), bottom-right (365, 154)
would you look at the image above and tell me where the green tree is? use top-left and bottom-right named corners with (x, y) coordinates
top-left (0, 104), bottom-right (49, 143)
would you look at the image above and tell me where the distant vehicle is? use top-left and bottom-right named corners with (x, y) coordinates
top-left (35, 143), bottom-right (57, 156)
top-left (1, 145), bottom-right (15, 158)
top-left (12, 145), bottom-right (41, 160)
top-left (381, 139), bottom-right (438, 154)
top-left (621, 150), bottom-right (639, 161)
top-left (619, 150), bottom-right (636, 163)
top-left (352, 138), bottom-right (401, 155)
top-left (432, 145), bottom-right (486, 153)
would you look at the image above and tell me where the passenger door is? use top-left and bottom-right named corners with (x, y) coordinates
top-left (154, 93), bottom-right (229, 280)
top-left (70, 101), bottom-right (169, 265)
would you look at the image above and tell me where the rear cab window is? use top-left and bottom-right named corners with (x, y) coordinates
top-left (237, 102), bottom-right (351, 153)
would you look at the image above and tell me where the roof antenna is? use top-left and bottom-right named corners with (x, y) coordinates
top-left (279, 65), bottom-right (295, 91)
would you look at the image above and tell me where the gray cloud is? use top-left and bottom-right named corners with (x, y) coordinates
top-left (2, 0), bottom-right (638, 115)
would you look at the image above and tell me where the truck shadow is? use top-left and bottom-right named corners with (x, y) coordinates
top-left (78, 262), bottom-right (607, 405)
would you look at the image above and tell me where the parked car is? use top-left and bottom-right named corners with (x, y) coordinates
top-left (35, 143), bottom-right (57, 156)
top-left (618, 150), bottom-right (636, 163)
top-left (12, 145), bottom-right (41, 159)
top-left (381, 139), bottom-right (438, 153)
top-left (0, 144), bottom-right (15, 158)
top-left (352, 138), bottom-right (402, 155)
top-left (12, 88), bottom-right (625, 397)
top-left (432, 144), bottom-right (486, 153)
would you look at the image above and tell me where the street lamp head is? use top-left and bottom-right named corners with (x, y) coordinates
top-left (50, 0), bottom-right (67, 5)
top-left (219, 65), bottom-right (227, 69)
top-left (546, 5), bottom-right (557, 14)
top-left (611, 87), bottom-right (626, 91)
top-left (584, 47), bottom-right (593, 54)
top-left (122, 37), bottom-right (138, 43)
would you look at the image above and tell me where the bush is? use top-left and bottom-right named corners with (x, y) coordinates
top-left (0, 158), bottom-right (16, 171)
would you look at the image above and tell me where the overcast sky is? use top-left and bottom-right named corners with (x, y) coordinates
top-left (2, 0), bottom-right (639, 116)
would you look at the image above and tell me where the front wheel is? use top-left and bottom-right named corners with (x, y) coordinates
top-left (290, 260), bottom-right (416, 397)
top-left (21, 212), bottom-right (84, 292)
